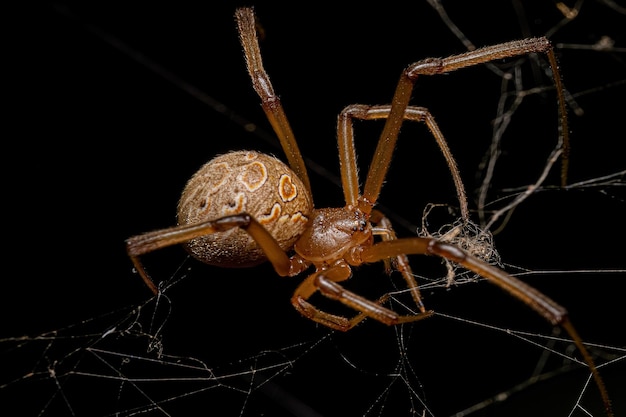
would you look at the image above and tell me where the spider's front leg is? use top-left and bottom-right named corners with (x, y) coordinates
top-left (338, 104), bottom-right (469, 220)
top-left (291, 260), bottom-right (433, 332)
top-left (357, 236), bottom-right (614, 416)
top-left (366, 36), bottom-right (570, 201)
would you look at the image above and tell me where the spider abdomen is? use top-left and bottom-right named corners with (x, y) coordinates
top-left (177, 150), bottom-right (313, 267)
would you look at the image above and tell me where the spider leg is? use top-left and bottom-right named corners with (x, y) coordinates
top-left (357, 236), bottom-right (613, 417)
top-left (291, 261), bottom-right (433, 332)
top-left (338, 104), bottom-right (469, 220)
top-left (361, 37), bottom-right (569, 210)
top-left (126, 213), bottom-right (309, 294)
top-left (370, 209), bottom-right (426, 313)
top-left (235, 8), bottom-right (311, 194)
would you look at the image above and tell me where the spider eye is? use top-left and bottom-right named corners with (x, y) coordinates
top-left (352, 220), bottom-right (367, 232)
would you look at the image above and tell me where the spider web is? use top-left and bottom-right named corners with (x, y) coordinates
top-left (5, 1), bottom-right (625, 416)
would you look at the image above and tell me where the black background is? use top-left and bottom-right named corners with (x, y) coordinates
top-left (5, 1), bottom-right (625, 416)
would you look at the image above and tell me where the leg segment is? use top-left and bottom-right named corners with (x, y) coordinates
top-left (126, 214), bottom-right (309, 294)
top-left (291, 261), bottom-right (433, 332)
top-left (370, 209), bottom-right (426, 313)
top-left (338, 104), bottom-right (468, 220)
top-left (235, 8), bottom-right (311, 194)
top-left (357, 236), bottom-right (613, 416)
top-left (362, 38), bottom-right (569, 207)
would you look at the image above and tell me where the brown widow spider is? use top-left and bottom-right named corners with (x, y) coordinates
top-left (126, 7), bottom-right (613, 415)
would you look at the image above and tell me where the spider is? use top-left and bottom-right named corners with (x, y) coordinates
top-left (126, 7), bottom-right (612, 415)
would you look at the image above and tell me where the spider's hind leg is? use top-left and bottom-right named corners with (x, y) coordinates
top-left (127, 213), bottom-right (304, 294)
